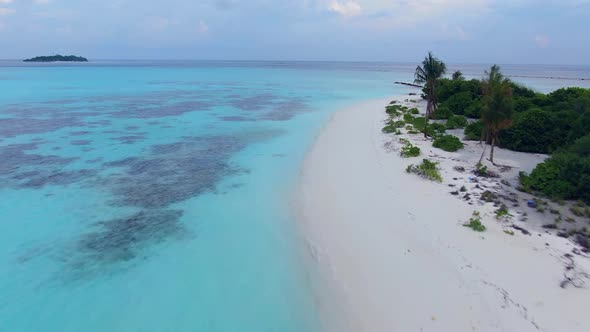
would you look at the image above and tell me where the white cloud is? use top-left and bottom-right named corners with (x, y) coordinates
top-left (318, 0), bottom-right (491, 28)
top-left (329, 1), bottom-right (362, 16)
top-left (0, 0), bottom-right (14, 4)
top-left (534, 35), bottom-right (550, 48)
top-left (0, 7), bottom-right (15, 15)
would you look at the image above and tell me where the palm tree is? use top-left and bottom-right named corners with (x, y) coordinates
top-left (414, 52), bottom-right (447, 138)
top-left (480, 65), bottom-right (513, 163)
top-left (452, 70), bottom-right (464, 81)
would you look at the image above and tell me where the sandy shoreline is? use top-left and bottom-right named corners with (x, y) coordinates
top-left (296, 97), bottom-right (590, 331)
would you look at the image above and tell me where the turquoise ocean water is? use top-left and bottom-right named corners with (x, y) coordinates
top-left (0, 61), bottom-right (588, 332)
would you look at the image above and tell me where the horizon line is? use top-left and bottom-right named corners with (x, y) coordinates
top-left (1, 58), bottom-right (589, 67)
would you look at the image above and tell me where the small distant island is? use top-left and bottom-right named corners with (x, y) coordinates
top-left (23, 55), bottom-right (88, 63)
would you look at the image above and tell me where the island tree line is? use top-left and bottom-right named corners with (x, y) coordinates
top-left (411, 52), bottom-right (590, 204)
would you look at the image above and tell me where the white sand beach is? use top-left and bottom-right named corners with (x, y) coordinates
top-left (297, 97), bottom-right (590, 332)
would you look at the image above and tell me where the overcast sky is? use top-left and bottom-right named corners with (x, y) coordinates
top-left (0, 0), bottom-right (588, 64)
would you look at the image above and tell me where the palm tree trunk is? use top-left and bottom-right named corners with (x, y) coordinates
top-left (478, 143), bottom-right (487, 164)
top-left (424, 99), bottom-right (432, 138)
top-left (489, 136), bottom-right (496, 163)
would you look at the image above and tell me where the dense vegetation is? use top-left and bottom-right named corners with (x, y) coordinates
top-left (23, 55), bottom-right (88, 62)
top-left (435, 80), bottom-right (590, 154)
top-left (520, 134), bottom-right (590, 203)
top-left (445, 115), bottom-right (468, 129)
top-left (433, 135), bottom-right (464, 152)
top-left (432, 72), bottom-right (590, 202)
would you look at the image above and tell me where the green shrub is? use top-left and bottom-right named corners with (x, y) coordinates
top-left (436, 79), bottom-right (482, 103)
top-left (475, 163), bottom-right (489, 177)
top-left (571, 206), bottom-right (584, 217)
top-left (400, 142), bottom-right (421, 158)
top-left (495, 204), bottom-right (510, 219)
top-left (433, 135), bottom-right (464, 152)
top-left (434, 106), bottom-right (453, 119)
top-left (464, 120), bottom-right (484, 141)
top-left (464, 100), bottom-right (483, 118)
top-left (463, 211), bottom-right (486, 232)
top-left (426, 123), bottom-right (447, 138)
top-left (406, 159), bottom-right (442, 182)
top-left (382, 126), bottom-right (395, 133)
top-left (499, 108), bottom-right (557, 153)
top-left (385, 104), bottom-right (404, 116)
top-left (409, 117), bottom-right (426, 133)
top-left (403, 113), bottom-right (414, 123)
top-left (520, 136), bottom-right (590, 203)
top-left (410, 108), bottom-right (420, 115)
top-left (382, 120), bottom-right (406, 133)
top-left (445, 91), bottom-right (476, 115)
top-left (445, 115), bottom-right (468, 129)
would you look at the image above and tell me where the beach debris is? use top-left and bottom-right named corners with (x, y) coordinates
top-left (394, 81), bottom-right (423, 88)
top-left (480, 190), bottom-right (498, 203)
top-left (495, 204), bottom-right (510, 220)
top-left (454, 166), bottom-right (466, 173)
top-left (527, 200), bottom-right (537, 208)
top-left (510, 224), bottom-right (531, 235)
top-left (473, 163), bottom-right (500, 178)
top-left (499, 193), bottom-right (519, 204)
top-left (560, 253), bottom-right (590, 289)
top-left (574, 233), bottom-right (590, 251)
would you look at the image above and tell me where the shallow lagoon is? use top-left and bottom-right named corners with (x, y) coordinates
top-left (0, 61), bottom-right (588, 331)
top-left (0, 62), bottom-right (406, 332)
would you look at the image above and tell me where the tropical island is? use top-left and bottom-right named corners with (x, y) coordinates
top-left (378, 53), bottom-right (590, 250)
top-left (300, 52), bottom-right (590, 331)
top-left (23, 55), bottom-right (88, 62)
